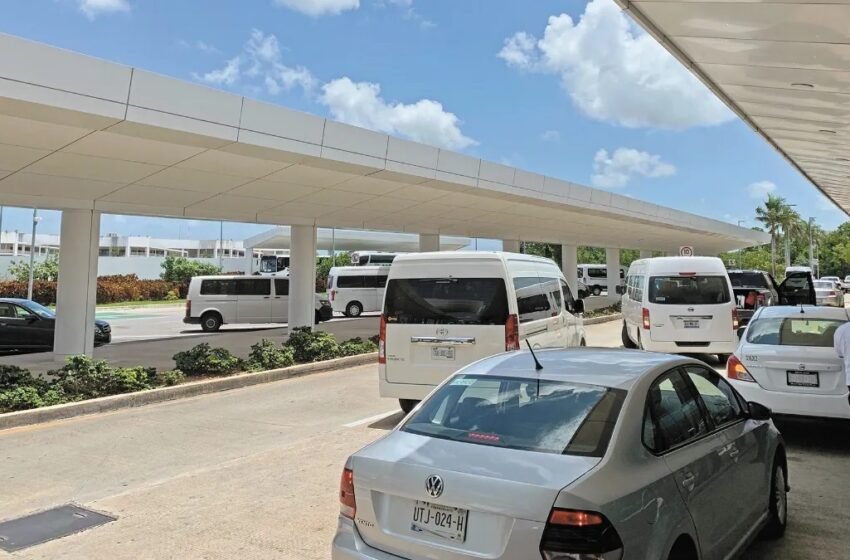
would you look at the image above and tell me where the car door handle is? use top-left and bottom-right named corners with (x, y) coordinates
top-left (681, 473), bottom-right (696, 492)
top-left (728, 446), bottom-right (740, 460)
top-left (263, 296), bottom-right (271, 299)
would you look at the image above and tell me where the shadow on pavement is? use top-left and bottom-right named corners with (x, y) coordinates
top-left (773, 416), bottom-right (850, 456)
top-left (369, 412), bottom-right (405, 431)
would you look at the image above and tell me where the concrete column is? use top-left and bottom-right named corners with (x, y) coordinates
top-left (125, 239), bottom-right (131, 257)
top-left (12, 232), bottom-right (18, 256)
top-left (606, 248), bottom-right (621, 297)
top-left (244, 248), bottom-right (255, 275)
top-left (502, 239), bottom-right (521, 253)
top-left (419, 233), bottom-right (440, 252)
top-left (288, 225), bottom-right (317, 329)
top-left (640, 250), bottom-right (652, 259)
top-left (145, 246), bottom-right (150, 257)
top-left (54, 209), bottom-right (101, 358)
top-left (561, 244), bottom-right (578, 296)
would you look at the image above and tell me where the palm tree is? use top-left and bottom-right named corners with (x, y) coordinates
top-left (755, 194), bottom-right (787, 276)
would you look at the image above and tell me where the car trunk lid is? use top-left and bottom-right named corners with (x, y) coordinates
top-left (742, 345), bottom-right (846, 395)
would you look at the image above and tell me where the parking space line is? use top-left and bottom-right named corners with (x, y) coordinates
top-left (343, 411), bottom-right (398, 428)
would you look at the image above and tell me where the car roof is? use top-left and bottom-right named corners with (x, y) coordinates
top-left (756, 305), bottom-right (849, 321)
top-left (0, 298), bottom-right (30, 303)
top-left (455, 348), bottom-right (692, 390)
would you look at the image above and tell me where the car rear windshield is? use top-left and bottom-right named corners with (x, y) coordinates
top-left (384, 278), bottom-right (509, 325)
top-left (728, 272), bottom-right (767, 288)
top-left (402, 375), bottom-right (625, 457)
top-left (746, 318), bottom-right (845, 347)
top-left (648, 276), bottom-right (731, 305)
top-left (814, 281), bottom-right (835, 290)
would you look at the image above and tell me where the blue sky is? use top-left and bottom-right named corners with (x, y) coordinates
top-left (0, 0), bottom-right (844, 241)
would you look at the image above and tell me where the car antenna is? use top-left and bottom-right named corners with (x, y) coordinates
top-left (525, 340), bottom-right (544, 371)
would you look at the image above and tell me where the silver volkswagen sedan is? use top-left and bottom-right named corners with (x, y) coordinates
top-left (332, 349), bottom-right (787, 560)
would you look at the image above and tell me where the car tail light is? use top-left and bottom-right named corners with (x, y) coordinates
top-left (727, 355), bottom-right (756, 383)
top-left (378, 315), bottom-right (387, 365)
top-left (339, 468), bottom-right (356, 520)
top-left (732, 308), bottom-right (740, 330)
top-left (505, 314), bottom-right (520, 351)
top-left (540, 507), bottom-right (623, 560)
top-left (642, 308), bottom-right (650, 330)
top-left (185, 299), bottom-right (191, 317)
top-left (829, 290), bottom-right (838, 297)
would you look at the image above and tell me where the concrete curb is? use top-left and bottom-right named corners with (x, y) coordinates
top-left (0, 353), bottom-right (378, 431)
top-left (584, 313), bottom-right (622, 326)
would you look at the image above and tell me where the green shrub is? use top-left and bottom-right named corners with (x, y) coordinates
top-left (51, 356), bottom-right (156, 398)
top-left (173, 343), bottom-right (244, 376)
top-left (154, 369), bottom-right (185, 387)
top-left (246, 339), bottom-right (295, 371)
top-left (338, 337), bottom-right (378, 357)
top-left (160, 256), bottom-right (222, 285)
top-left (164, 290), bottom-right (180, 301)
top-left (285, 327), bottom-right (341, 363)
top-left (0, 386), bottom-right (47, 413)
top-left (0, 365), bottom-right (46, 391)
top-left (368, 335), bottom-right (380, 347)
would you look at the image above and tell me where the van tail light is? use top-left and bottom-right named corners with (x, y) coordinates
top-left (540, 508), bottom-right (623, 560)
top-left (642, 308), bottom-right (650, 330)
top-left (330, 289), bottom-right (336, 302)
top-left (732, 308), bottom-right (740, 330)
top-left (185, 299), bottom-right (191, 318)
top-left (505, 314), bottom-right (520, 351)
top-left (727, 355), bottom-right (756, 383)
top-left (339, 468), bottom-right (356, 520)
top-left (378, 315), bottom-right (387, 365)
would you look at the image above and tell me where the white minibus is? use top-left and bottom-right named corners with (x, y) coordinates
top-left (577, 264), bottom-right (626, 296)
top-left (328, 266), bottom-right (389, 317)
top-left (379, 251), bottom-right (586, 413)
top-left (618, 257), bottom-right (738, 358)
top-left (350, 251), bottom-right (400, 266)
top-left (184, 276), bottom-right (332, 332)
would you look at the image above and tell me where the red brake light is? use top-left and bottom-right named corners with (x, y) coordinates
top-left (549, 509), bottom-right (604, 527)
top-left (727, 355), bottom-right (756, 383)
top-left (339, 468), bottom-right (356, 520)
top-left (185, 299), bottom-right (191, 317)
top-left (679, 272), bottom-right (697, 277)
top-left (505, 314), bottom-right (520, 351)
top-left (642, 308), bottom-right (651, 330)
top-left (330, 290), bottom-right (336, 301)
top-left (732, 308), bottom-right (740, 330)
top-left (378, 316), bottom-right (387, 364)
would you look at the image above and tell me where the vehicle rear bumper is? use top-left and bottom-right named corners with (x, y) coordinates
top-left (642, 339), bottom-right (737, 355)
top-left (378, 374), bottom-right (435, 401)
top-left (816, 297), bottom-right (842, 307)
top-left (729, 380), bottom-right (850, 420)
top-left (183, 316), bottom-right (202, 325)
top-left (332, 517), bottom-right (403, 560)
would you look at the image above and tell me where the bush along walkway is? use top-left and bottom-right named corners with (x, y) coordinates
top-left (0, 328), bottom-right (378, 416)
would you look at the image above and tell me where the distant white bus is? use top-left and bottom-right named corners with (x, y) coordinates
top-left (328, 266), bottom-right (389, 317)
top-left (350, 251), bottom-right (400, 266)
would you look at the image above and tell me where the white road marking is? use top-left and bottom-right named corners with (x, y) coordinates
top-left (343, 410), bottom-right (398, 428)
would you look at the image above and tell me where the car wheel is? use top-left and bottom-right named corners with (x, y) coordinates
top-left (592, 286), bottom-right (602, 297)
top-left (762, 459), bottom-right (788, 539)
top-left (315, 310), bottom-right (322, 324)
top-left (345, 302), bottom-right (363, 318)
top-left (200, 312), bottom-right (222, 332)
top-left (622, 323), bottom-right (637, 349)
top-left (580, 338), bottom-right (587, 347)
top-left (399, 399), bottom-right (419, 414)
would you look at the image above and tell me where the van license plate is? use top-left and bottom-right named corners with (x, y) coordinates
top-left (411, 500), bottom-right (468, 542)
top-left (787, 370), bottom-right (819, 387)
top-left (683, 320), bottom-right (699, 329)
top-left (431, 347), bottom-right (455, 361)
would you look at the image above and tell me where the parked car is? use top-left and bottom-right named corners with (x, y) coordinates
top-left (577, 264), bottom-right (626, 296)
top-left (814, 280), bottom-right (845, 307)
top-left (728, 269), bottom-right (815, 325)
top-left (821, 276), bottom-right (847, 293)
top-left (328, 266), bottom-right (389, 318)
top-left (729, 305), bottom-right (850, 420)
top-left (844, 275), bottom-right (850, 289)
top-left (183, 276), bottom-right (332, 332)
top-left (0, 298), bottom-right (111, 352)
top-left (333, 348), bottom-right (787, 560)
top-left (379, 251), bottom-right (586, 413)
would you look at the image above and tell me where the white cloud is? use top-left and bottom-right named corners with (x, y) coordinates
top-left (591, 148), bottom-right (676, 189)
top-left (272, 0), bottom-right (359, 16)
top-left (320, 78), bottom-right (477, 150)
top-left (541, 130), bottom-right (560, 142)
top-left (77, 0), bottom-right (130, 19)
top-left (180, 39), bottom-right (221, 55)
top-left (498, 0), bottom-right (733, 129)
top-left (195, 56), bottom-right (241, 86)
top-left (747, 180), bottom-right (777, 199)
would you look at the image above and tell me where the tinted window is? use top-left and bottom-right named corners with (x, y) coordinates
top-left (648, 276), bottom-right (730, 305)
top-left (369, 254), bottom-right (396, 265)
top-left (403, 375), bottom-right (624, 457)
top-left (684, 366), bottom-right (743, 427)
top-left (200, 279), bottom-right (237, 295)
top-left (0, 303), bottom-right (15, 318)
top-left (728, 272), bottom-right (768, 288)
top-left (384, 278), bottom-right (509, 325)
top-left (236, 279), bottom-right (271, 296)
top-left (746, 317), bottom-right (844, 347)
top-left (645, 370), bottom-right (710, 453)
top-left (376, 275), bottom-right (388, 289)
top-left (561, 280), bottom-right (576, 312)
top-left (274, 279), bottom-right (289, 296)
top-left (514, 277), bottom-right (553, 323)
top-left (587, 268), bottom-right (606, 278)
top-left (337, 276), bottom-right (366, 289)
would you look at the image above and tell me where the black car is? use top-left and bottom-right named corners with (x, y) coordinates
top-left (728, 269), bottom-right (816, 326)
top-left (0, 298), bottom-right (111, 353)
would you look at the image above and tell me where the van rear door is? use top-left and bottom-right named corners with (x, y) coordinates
top-left (646, 274), bottom-right (734, 344)
top-left (383, 276), bottom-right (510, 387)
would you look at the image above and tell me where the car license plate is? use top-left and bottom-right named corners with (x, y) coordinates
top-left (787, 370), bottom-right (819, 387)
top-left (683, 319), bottom-right (700, 329)
top-left (411, 501), bottom-right (468, 542)
top-left (431, 346), bottom-right (455, 361)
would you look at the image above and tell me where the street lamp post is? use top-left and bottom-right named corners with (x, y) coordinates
top-left (808, 217), bottom-right (815, 272)
top-left (27, 209), bottom-right (42, 300)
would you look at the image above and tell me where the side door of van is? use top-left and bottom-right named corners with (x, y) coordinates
top-left (272, 278), bottom-right (289, 323)
top-left (236, 278), bottom-right (272, 323)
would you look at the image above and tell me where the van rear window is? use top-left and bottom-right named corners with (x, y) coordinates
top-left (384, 278), bottom-right (509, 325)
top-left (648, 276), bottom-right (731, 305)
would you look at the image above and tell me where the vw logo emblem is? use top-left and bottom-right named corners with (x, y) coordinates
top-left (436, 328), bottom-right (449, 336)
top-left (799, 364), bottom-right (806, 370)
top-left (425, 475), bottom-right (444, 499)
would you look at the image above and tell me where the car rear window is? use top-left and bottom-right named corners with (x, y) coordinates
top-left (648, 276), bottom-right (730, 305)
top-left (814, 281), bottom-right (834, 289)
top-left (384, 278), bottom-right (509, 325)
top-left (746, 318), bottom-right (845, 347)
top-left (402, 375), bottom-right (625, 457)
top-left (728, 272), bottom-right (767, 288)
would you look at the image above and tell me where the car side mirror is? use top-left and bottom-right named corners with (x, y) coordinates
top-left (737, 326), bottom-right (747, 340)
top-left (615, 285), bottom-right (626, 296)
top-left (573, 299), bottom-right (585, 315)
top-left (748, 401), bottom-right (772, 421)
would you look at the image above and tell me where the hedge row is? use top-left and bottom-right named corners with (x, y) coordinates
top-left (0, 274), bottom-right (184, 305)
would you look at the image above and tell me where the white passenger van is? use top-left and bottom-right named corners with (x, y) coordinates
top-left (350, 251), bottom-right (400, 266)
top-left (577, 264), bottom-right (626, 296)
top-left (328, 266), bottom-right (389, 317)
top-left (618, 257), bottom-right (738, 358)
top-left (184, 276), bottom-right (332, 332)
top-left (379, 251), bottom-right (586, 413)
